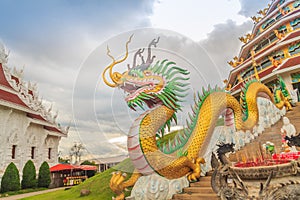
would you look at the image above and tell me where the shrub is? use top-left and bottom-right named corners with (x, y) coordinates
top-left (38, 161), bottom-right (51, 188)
top-left (1, 162), bottom-right (20, 192)
top-left (21, 160), bottom-right (37, 189)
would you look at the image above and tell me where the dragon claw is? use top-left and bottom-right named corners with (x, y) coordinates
top-left (110, 171), bottom-right (126, 200)
top-left (187, 157), bottom-right (205, 182)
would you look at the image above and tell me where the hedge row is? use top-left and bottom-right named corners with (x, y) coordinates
top-left (1, 161), bottom-right (51, 193)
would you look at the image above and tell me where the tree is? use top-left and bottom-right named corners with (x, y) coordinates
top-left (69, 143), bottom-right (85, 164)
top-left (80, 160), bottom-right (97, 177)
top-left (21, 160), bottom-right (37, 189)
top-left (38, 161), bottom-right (51, 188)
top-left (80, 160), bottom-right (96, 166)
top-left (1, 162), bottom-right (20, 192)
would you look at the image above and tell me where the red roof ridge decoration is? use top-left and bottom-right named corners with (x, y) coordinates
top-left (0, 43), bottom-right (68, 136)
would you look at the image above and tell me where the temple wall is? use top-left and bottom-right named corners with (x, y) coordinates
top-left (0, 105), bottom-right (62, 181)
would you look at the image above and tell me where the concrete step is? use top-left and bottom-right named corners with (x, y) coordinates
top-left (172, 193), bottom-right (219, 200)
top-left (229, 105), bottom-right (300, 163)
top-left (189, 180), bottom-right (211, 187)
top-left (172, 174), bottom-right (220, 200)
top-left (184, 186), bottom-right (214, 194)
top-left (197, 176), bottom-right (211, 181)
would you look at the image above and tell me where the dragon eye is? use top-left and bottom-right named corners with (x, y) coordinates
top-left (144, 71), bottom-right (152, 76)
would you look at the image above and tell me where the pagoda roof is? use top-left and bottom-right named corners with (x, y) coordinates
top-left (228, 28), bottom-right (300, 86)
top-left (230, 56), bottom-right (300, 95)
top-left (275, 54), bottom-right (300, 71)
top-left (0, 88), bottom-right (28, 108)
top-left (238, 1), bottom-right (300, 59)
top-left (0, 59), bottom-right (67, 136)
top-left (281, 28), bottom-right (300, 42)
top-left (0, 64), bottom-right (15, 90)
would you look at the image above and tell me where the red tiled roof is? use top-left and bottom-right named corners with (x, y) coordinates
top-left (230, 81), bottom-right (243, 93)
top-left (276, 55), bottom-right (300, 70)
top-left (45, 126), bottom-right (63, 133)
top-left (0, 63), bottom-right (64, 134)
top-left (27, 113), bottom-right (47, 121)
top-left (0, 88), bottom-right (28, 108)
top-left (11, 75), bottom-right (19, 86)
top-left (50, 164), bottom-right (97, 172)
top-left (50, 164), bottom-right (74, 172)
top-left (229, 43), bottom-right (278, 85)
top-left (27, 114), bottom-right (64, 134)
top-left (259, 66), bottom-right (276, 78)
top-left (0, 64), bottom-right (14, 89)
top-left (281, 29), bottom-right (300, 43)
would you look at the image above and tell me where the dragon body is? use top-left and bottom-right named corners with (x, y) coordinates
top-left (102, 37), bottom-right (292, 200)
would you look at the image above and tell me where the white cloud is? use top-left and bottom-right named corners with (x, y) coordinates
top-left (200, 20), bottom-right (253, 80)
top-left (1, 0), bottom-right (271, 160)
top-left (238, 0), bottom-right (271, 17)
top-left (150, 0), bottom-right (248, 41)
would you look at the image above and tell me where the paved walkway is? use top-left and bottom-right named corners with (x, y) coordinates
top-left (1, 187), bottom-right (69, 200)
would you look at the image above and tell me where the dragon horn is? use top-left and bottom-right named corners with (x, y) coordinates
top-left (102, 34), bottom-right (133, 87)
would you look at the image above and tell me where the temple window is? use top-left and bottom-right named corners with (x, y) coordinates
top-left (276, 13), bottom-right (283, 21)
top-left (289, 42), bottom-right (300, 56)
top-left (271, 50), bottom-right (285, 60)
top-left (269, 32), bottom-right (277, 43)
top-left (246, 52), bottom-right (251, 59)
top-left (31, 147), bottom-right (35, 159)
top-left (12, 145), bottom-right (16, 159)
top-left (262, 18), bottom-right (276, 30)
top-left (284, 6), bottom-right (291, 14)
top-left (294, 0), bottom-right (300, 9)
top-left (256, 65), bottom-right (262, 72)
top-left (253, 34), bottom-right (276, 55)
top-left (261, 39), bottom-right (269, 49)
top-left (242, 68), bottom-right (255, 79)
top-left (255, 29), bottom-right (261, 37)
top-left (48, 148), bottom-right (52, 159)
top-left (291, 72), bottom-right (300, 83)
top-left (233, 78), bottom-right (239, 86)
top-left (291, 18), bottom-right (300, 30)
top-left (261, 58), bottom-right (272, 70)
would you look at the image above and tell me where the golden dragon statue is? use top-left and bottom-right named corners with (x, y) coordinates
top-left (102, 36), bottom-right (292, 200)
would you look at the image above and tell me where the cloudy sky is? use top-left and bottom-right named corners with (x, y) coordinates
top-left (0, 0), bottom-right (270, 161)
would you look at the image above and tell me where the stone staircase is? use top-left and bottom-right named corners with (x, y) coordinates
top-left (172, 173), bottom-right (220, 200)
top-left (172, 103), bottom-right (300, 200)
top-left (230, 102), bottom-right (300, 162)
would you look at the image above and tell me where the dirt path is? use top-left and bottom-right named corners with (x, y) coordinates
top-left (1, 187), bottom-right (70, 200)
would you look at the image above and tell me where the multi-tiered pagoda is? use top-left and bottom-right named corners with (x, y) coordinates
top-left (226, 0), bottom-right (300, 99)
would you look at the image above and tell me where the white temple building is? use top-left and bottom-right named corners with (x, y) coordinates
top-left (0, 43), bottom-right (68, 179)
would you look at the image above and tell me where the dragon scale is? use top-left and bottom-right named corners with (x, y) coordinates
top-left (128, 82), bottom-right (280, 179)
top-left (102, 37), bottom-right (292, 200)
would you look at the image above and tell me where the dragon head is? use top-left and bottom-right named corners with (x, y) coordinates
top-left (102, 36), bottom-right (190, 112)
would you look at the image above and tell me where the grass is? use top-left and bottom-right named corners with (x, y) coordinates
top-left (216, 117), bottom-right (224, 126)
top-left (21, 120), bottom-right (225, 200)
top-left (21, 159), bottom-right (134, 200)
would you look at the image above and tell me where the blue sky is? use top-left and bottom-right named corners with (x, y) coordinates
top-left (0, 0), bottom-right (268, 160)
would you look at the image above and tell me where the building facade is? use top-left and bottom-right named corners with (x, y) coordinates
top-left (0, 44), bottom-right (68, 179)
top-left (226, 0), bottom-right (300, 99)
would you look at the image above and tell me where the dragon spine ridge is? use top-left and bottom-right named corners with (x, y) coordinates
top-left (158, 85), bottom-right (224, 155)
top-left (102, 36), bottom-right (294, 200)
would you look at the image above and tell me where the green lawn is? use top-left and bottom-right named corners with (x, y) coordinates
top-left (21, 123), bottom-right (224, 200)
top-left (21, 159), bottom-right (134, 200)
